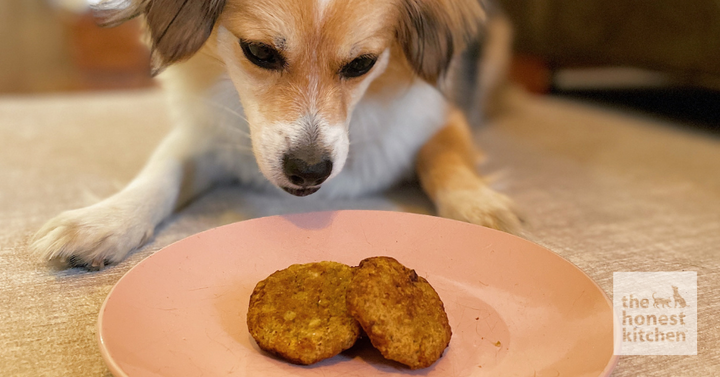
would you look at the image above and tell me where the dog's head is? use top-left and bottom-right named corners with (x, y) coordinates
top-left (97, 0), bottom-right (486, 196)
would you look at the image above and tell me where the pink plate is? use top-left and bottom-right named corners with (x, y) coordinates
top-left (98, 210), bottom-right (618, 377)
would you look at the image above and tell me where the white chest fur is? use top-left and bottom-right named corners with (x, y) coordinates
top-left (203, 75), bottom-right (449, 198)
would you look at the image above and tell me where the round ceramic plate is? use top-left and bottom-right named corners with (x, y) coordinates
top-left (98, 210), bottom-right (618, 376)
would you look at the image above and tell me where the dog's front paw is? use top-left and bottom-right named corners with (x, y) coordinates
top-left (30, 203), bottom-right (154, 270)
top-left (435, 186), bottom-right (521, 234)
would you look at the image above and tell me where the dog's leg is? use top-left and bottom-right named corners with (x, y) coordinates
top-left (416, 108), bottom-right (520, 232)
top-left (30, 125), bottom-right (229, 269)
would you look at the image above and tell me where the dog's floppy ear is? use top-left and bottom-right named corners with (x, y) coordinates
top-left (397, 1), bottom-right (512, 125)
top-left (93, 0), bottom-right (226, 74)
top-left (396, 0), bottom-right (486, 85)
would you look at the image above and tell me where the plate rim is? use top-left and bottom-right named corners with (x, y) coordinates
top-left (97, 209), bottom-right (620, 376)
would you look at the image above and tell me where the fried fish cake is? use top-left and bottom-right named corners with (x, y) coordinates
top-left (346, 256), bottom-right (452, 369)
top-left (247, 261), bottom-right (361, 365)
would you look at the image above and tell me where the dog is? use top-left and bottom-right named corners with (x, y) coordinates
top-left (31, 0), bottom-right (520, 269)
top-left (672, 286), bottom-right (687, 308)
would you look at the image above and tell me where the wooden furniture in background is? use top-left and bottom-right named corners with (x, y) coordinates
top-left (499, 0), bottom-right (720, 88)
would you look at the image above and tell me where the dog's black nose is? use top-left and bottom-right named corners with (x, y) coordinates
top-left (282, 154), bottom-right (333, 187)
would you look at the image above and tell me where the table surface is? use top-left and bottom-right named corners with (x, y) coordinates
top-left (1, 88), bottom-right (718, 376)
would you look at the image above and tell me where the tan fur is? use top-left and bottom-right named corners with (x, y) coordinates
top-left (217, 0), bottom-right (399, 126)
top-left (417, 108), bottom-right (519, 231)
top-left (416, 108), bottom-right (482, 200)
top-left (364, 44), bottom-right (417, 99)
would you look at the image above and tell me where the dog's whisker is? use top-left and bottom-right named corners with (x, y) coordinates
top-left (213, 142), bottom-right (255, 155)
top-left (216, 147), bottom-right (255, 156)
top-left (189, 93), bottom-right (250, 123)
top-left (216, 122), bottom-right (252, 138)
top-left (206, 101), bottom-right (249, 123)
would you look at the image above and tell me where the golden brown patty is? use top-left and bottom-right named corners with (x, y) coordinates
top-left (247, 261), bottom-right (361, 365)
top-left (346, 256), bottom-right (452, 369)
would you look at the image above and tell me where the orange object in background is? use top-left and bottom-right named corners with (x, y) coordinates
top-left (509, 54), bottom-right (552, 94)
top-left (65, 12), bottom-right (154, 91)
top-left (0, 0), bottom-right (153, 94)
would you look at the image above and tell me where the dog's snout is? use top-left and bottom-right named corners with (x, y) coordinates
top-left (282, 154), bottom-right (333, 187)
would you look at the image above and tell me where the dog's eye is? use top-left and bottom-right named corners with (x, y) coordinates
top-left (240, 40), bottom-right (285, 71)
top-left (339, 55), bottom-right (377, 78)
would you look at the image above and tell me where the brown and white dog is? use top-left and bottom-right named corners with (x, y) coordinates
top-left (31, 0), bottom-right (519, 269)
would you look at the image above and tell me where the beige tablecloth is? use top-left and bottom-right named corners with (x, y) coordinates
top-left (1, 89), bottom-right (718, 376)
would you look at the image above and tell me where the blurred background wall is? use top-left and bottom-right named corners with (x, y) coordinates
top-left (0, 0), bottom-right (152, 94)
top-left (499, 0), bottom-right (720, 90)
top-left (0, 0), bottom-right (719, 95)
